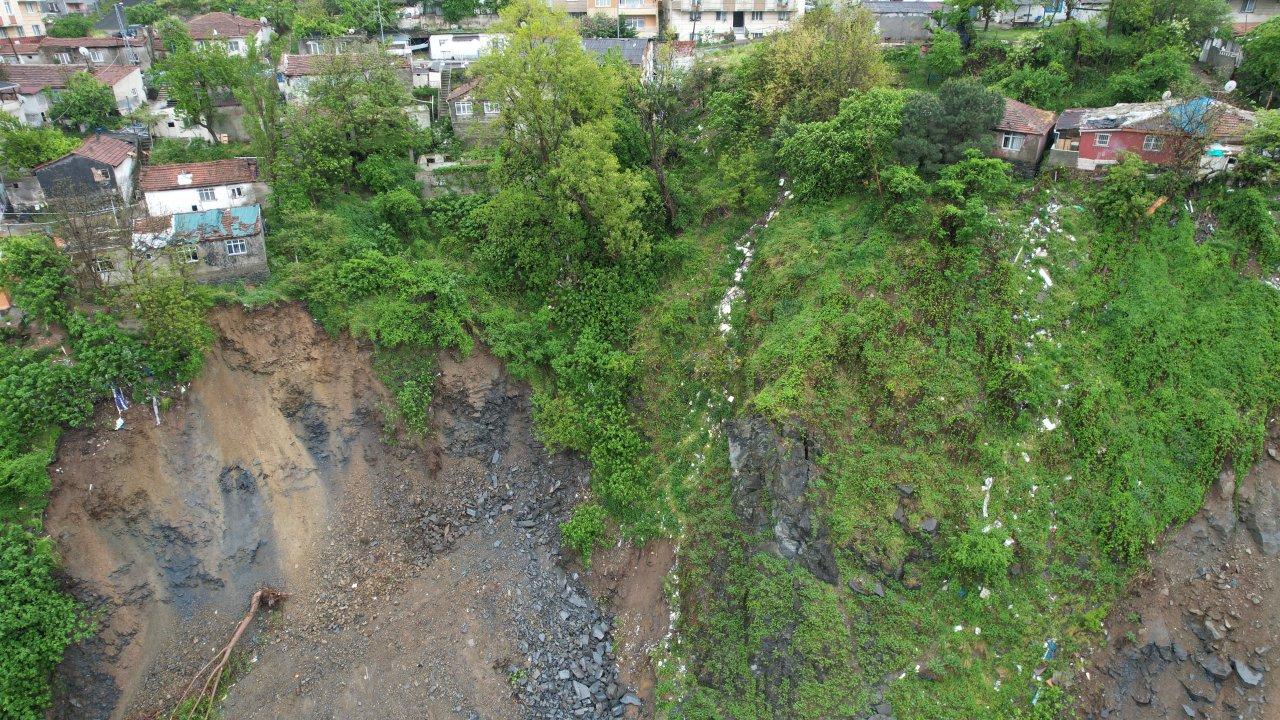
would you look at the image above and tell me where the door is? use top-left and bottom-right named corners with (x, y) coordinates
top-left (733, 10), bottom-right (744, 27)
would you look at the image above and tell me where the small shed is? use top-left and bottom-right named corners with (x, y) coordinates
top-left (990, 98), bottom-right (1057, 176)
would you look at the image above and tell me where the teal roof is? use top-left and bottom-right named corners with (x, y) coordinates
top-left (172, 205), bottom-right (261, 243)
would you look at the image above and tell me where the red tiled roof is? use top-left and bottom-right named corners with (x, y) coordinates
top-left (996, 97), bottom-right (1057, 135)
top-left (3, 64), bottom-right (138, 94)
top-left (41, 35), bottom-right (146, 48)
top-left (445, 77), bottom-right (479, 102)
top-left (72, 135), bottom-right (134, 166)
top-left (279, 52), bottom-right (411, 78)
top-left (1234, 21), bottom-right (1262, 36)
top-left (139, 158), bottom-right (258, 192)
top-left (133, 214), bottom-right (171, 233)
top-left (187, 12), bottom-right (265, 41)
top-left (0, 37), bottom-right (43, 55)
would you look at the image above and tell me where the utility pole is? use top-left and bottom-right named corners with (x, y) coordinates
top-left (115, 2), bottom-right (137, 64)
top-left (376, 0), bottom-right (385, 42)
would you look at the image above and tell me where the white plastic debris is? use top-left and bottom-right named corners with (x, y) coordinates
top-left (113, 416), bottom-right (125, 431)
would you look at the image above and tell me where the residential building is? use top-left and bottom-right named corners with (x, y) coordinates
top-left (581, 37), bottom-right (655, 79)
top-left (41, 0), bottom-right (98, 16)
top-left (1232, 0), bottom-right (1280, 34)
top-left (187, 12), bottom-right (272, 56)
top-left (139, 159), bottom-right (263, 216)
top-left (1047, 98), bottom-right (1256, 175)
top-left (668, 0), bottom-right (803, 41)
top-left (0, 36), bottom-right (43, 63)
top-left (861, 1), bottom-right (941, 43)
top-left (33, 133), bottom-right (137, 204)
top-left (278, 53), bottom-right (413, 103)
top-left (126, 204), bottom-right (268, 284)
top-left (445, 77), bottom-right (499, 143)
top-left (550, 0), bottom-right (660, 38)
top-left (0, 0), bottom-right (48, 40)
top-left (427, 33), bottom-right (497, 62)
top-left (2, 64), bottom-right (144, 126)
top-left (990, 98), bottom-right (1057, 176)
top-left (37, 35), bottom-right (153, 68)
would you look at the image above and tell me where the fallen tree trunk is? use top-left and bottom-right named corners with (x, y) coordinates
top-left (175, 587), bottom-right (286, 720)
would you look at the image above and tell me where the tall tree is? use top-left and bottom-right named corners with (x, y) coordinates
top-left (153, 43), bottom-right (240, 142)
top-left (1241, 18), bottom-right (1280, 107)
top-left (45, 14), bottom-right (93, 37)
top-left (895, 78), bottom-right (1005, 177)
top-left (947, 0), bottom-right (1013, 31)
top-left (626, 47), bottom-right (688, 226)
top-left (48, 73), bottom-right (119, 130)
top-left (0, 116), bottom-right (77, 171)
top-left (233, 41), bottom-right (283, 167)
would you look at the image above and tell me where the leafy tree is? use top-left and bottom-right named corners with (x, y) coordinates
top-left (947, 0), bottom-right (1013, 31)
top-left (1104, 45), bottom-right (1195, 104)
top-left (337, 0), bottom-right (399, 35)
top-left (924, 29), bottom-right (964, 84)
top-left (945, 527), bottom-right (1014, 586)
top-left (740, 5), bottom-right (890, 123)
top-left (371, 186), bottom-right (424, 237)
top-left (1108, 0), bottom-right (1230, 43)
top-left (0, 235), bottom-right (72, 326)
top-left (153, 43), bottom-right (241, 142)
top-left (45, 13), bottom-right (93, 37)
top-left (0, 523), bottom-right (91, 720)
top-left (579, 13), bottom-right (637, 38)
top-left (0, 116), bottom-right (77, 171)
top-left (626, 49), bottom-right (689, 226)
top-left (440, 0), bottom-right (480, 23)
top-left (130, 279), bottom-right (214, 384)
top-left (1090, 153), bottom-right (1156, 230)
top-left (780, 87), bottom-right (907, 198)
top-left (47, 73), bottom-right (119, 130)
top-left (154, 15), bottom-right (192, 53)
top-left (233, 41), bottom-right (283, 167)
top-left (895, 78), bottom-right (1005, 177)
top-left (124, 1), bottom-right (166, 25)
top-left (994, 62), bottom-right (1070, 109)
top-left (1240, 17), bottom-right (1280, 106)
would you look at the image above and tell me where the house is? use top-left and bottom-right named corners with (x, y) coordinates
top-left (33, 133), bottom-right (137, 204)
top-left (1047, 98), bottom-right (1256, 175)
top-left (187, 12), bottom-right (273, 56)
top-left (581, 37), bottom-right (655, 80)
top-left (278, 53), bottom-right (413, 103)
top-left (125, 204), bottom-right (268, 284)
top-left (37, 35), bottom-right (153, 67)
top-left (1231, 0), bottom-right (1280, 30)
top-left (427, 33), bottom-right (497, 62)
top-left (550, 0), bottom-right (661, 38)
top-left (863, 1), bottom-right (942, 43)
top-left (0, 1), bottom-right (48, 41)
top-left (0, 37), bottom-right (44, 64)
top-left (446, 77), bottom-right (499, 142)
top-left (2, 64), bottom-right (145, 125)
top-left (139, 158), bottom-right (263, 216)
top-left (990, 98), bottom-right (1057, 176)
top-left (42, 0), bottom-right (99, 16)
top-left (667, 0), bottom-right (802, 42)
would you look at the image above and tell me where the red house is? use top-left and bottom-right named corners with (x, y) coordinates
top-left (1048, 98), bottom-right (1256, 176)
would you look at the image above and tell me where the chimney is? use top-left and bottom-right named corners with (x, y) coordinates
top-left (177, 171), bottom-right (192, 185)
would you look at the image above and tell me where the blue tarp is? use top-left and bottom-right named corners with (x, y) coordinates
top-left (172, 205), bottom-right (261, 242)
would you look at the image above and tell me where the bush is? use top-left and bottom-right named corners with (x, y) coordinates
top-left (45, 13), bottom-right (92, 37)
top-left (560, 502), bottom-right (608, 563)
top-left (944, 527), bottom-right (1014, 587)
top-left (131, 279), bottom-right (215, 384)
top-left (0, 235), bottom-right (72, 325)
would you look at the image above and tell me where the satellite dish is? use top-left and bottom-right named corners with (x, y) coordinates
top-left (1225, 79), bottom-right (1238, 93)
top-left (77, 46), bottom-right (90, 56)
top-left (259, 16), bottom-right (268, 23)
top-left (1161, 89), bottom-right (1172, 100)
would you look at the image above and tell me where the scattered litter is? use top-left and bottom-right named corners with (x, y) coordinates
top-left (982, 477), bottom-right (994, 518)
top-left (979, 587), bottom-right (991, 600)
top-left (1043, 639), bottom-right (1058, 661)
top-left (1041, 417), bottom-right (1058, 431)
top-left (1037, 267), bottom-right (1054, 288)
top-left (113, 417), bottom-right (125, 431)
top-left (111, 385), bottom-right (130, 412)
top-left (151, 396), bottom-right (161, 426)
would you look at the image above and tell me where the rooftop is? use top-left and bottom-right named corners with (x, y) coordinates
top-left (39, 135), bottom-right (136, 168)
top-left (1077, 98), bottom-right (1256, 141)
top-left (139, 159), bottom-right (258, 193)
top-left (135, 205), bottom-right (262, 247)
top-left (861, 1), bottom-right (944, 14)
top-left (41, 35), bottom-right (147, 49)
top-left (187, 12), bottom-right (266, 41)
top-left (279, 53), bottom-right (411, 78)
top-left (996, 98), bottom-right (1056, 135)
top-left (445, 77), bottom-right (480, 102)
top-left (581, 38), bottom-right (651, 67)
top-left (3, 64), bottom-right (139, 94)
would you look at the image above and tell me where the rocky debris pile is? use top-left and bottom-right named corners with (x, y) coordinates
top-left (1085, 427), bottom-right (1280, 719)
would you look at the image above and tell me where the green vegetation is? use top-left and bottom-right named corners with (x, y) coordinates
top-left (48, 72), bottom-right (121, 131)
top-left (45, 13), bottom-right (94, 38)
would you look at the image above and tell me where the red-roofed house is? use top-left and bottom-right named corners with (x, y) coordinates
top-left (989, 97), bottom-right (1057, 175)
top-left (278, 53), bottom-right (412, 103)
top-left (32, 134), bottom-right (138, 204)
top-left (139, 158), bottom-right (265, 215)
top-left (2, 63), bottom-right (144, 126)
top-left (36, 34), bottom-right (153, 67)
top-left (188, 12), bottom-right (273, 56)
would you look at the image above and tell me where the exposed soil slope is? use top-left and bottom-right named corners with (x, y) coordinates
top-left (46, 303), bottom-right (670, 720)
top-left (1082, 418), bottom-right (1280, 720)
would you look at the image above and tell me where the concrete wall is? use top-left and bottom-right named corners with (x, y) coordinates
top-left (871, 13), bottom-right (935, 42)
top-left (143, 181), bottom-right (261, 216)
top-left (669, 9), bottom-right (799, 40)
top-left (990, 130), bottom-right (1050, 177)
top-left (428, 34), bottom-right (497, 61)
top-left (100, 230), bottom-right (269, 286)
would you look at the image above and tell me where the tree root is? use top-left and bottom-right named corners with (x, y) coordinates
top-left (175, 587), bottom-right (286, 720)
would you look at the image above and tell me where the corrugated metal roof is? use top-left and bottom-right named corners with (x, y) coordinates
top-left (171, 205), bottom-right (261, 242)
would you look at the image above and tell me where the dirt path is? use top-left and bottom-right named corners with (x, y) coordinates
top-left (47, 303), bottom-right (671, 720)
top-left (1081, 417), bottom-right (1280, 720)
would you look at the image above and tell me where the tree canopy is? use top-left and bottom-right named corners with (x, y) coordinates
top-left (47, 73), bottom-right (120, 130)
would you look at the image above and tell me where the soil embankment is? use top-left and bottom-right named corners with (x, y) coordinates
top-left (1083, 418), bottom-right (1280, 720)
top-left (47, 302), bottom-right (671, 720)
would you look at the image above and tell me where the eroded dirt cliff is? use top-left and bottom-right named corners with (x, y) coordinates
top-left (46, 303), bottom-right (670, 720)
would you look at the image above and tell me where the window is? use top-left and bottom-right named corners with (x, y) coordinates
top-left (483, 101), bottom-right (500, 115)
top-left (183, 246), bottom-right (199, 263)
top-left (55, 52), bottom-right (71, 64)
top-left (230, 186), bottom-right (245, 199)
top-left (228, 39), bottom-right (242, 52)
top-left (778, 11), bottom-right (789, 20)
top-left (1001, 133), bottom-right (1024, 151)
top-left (197, 187), bottom-right (216, 202)
top-left (714, 10), bottom-right (725, 20)
top-left (595, 0), bottom-right (609, 6)
top-left (1094, 133), bottom-right (1111, 147)
top-left (454, 100), bottom-right (472, 116)
top-left (750, 10), bottom-right (762, 20)
top-left (624, 16), bottom-right (643, 28)
top-left (689, 10), bottom-right (700, 20)
top-left (14, 27), bottom-right (22, 37)
top-left (225, 238), bottom-right (248, 256)
top-left (1142, 134), bottom-right (1164, 152)
top-left (91, 258), bottom-right (114, 273)
top-left (167, 120), bottom-right (176, 127)
top-left (1243, 0), bottom-right (1256, 11)
top-left (88, 49), bottom-right (105, 63)
top-left (305, 40), bottom-right (322, 54)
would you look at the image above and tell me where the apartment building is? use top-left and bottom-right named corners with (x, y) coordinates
top-left (0, 0), bottom-right (46, 38)
top-left (667, 0), bottom-right (802, 42)
top-left (550, 0), bottom-right (660, 38)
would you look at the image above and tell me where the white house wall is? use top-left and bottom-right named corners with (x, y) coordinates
top-left (143, 182), bottom-right (258, 216)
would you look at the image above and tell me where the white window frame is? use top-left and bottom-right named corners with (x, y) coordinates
top-left (689, 10), bottom-right (701, 20)
top-left (454, 100), bottom-right (472, 116)
top-left (595, 0), bottom-right (609, 6)
top-left (778, 10), bottom-right (790, 20)
top-left (91, 258), bottom-right (114, 273)
top-left (197, 187), bottom-right (216, 202)
top-left (230, 185), bottom-right (245, 198)
top-left (749, 10), bottom-right (762, 20)
top-left (227, 39), bottom-right (242, 52)
top-left (714, 10), bottom-right (725, 20)
top-left (224, 237), bottom-right (248, 256)
top-left (1001, 132), bottom-right (1024, 151)
top-left (483, 101), bottom-right (499, 115)
top-left (1094, 132), bottom-right (1111, 148)
top-left (182, 246), bottom-right (199, 263)
top-left (1243, 0), bottom-right (1256, 12)
top-left (1142, 134), bottom-right (1164, 152)
top-left (55, 51), bottom-right (72, 64)
top-left (88, 49), bottom-right (105, 63)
